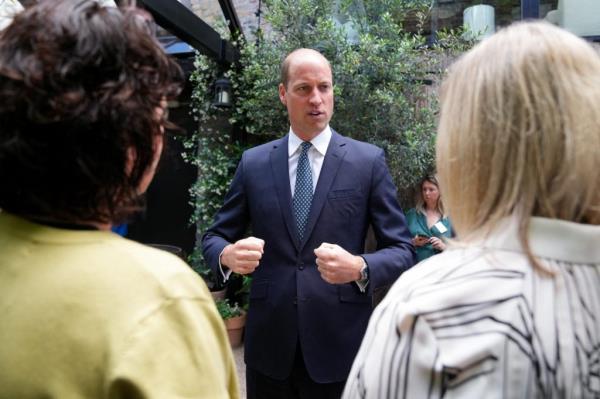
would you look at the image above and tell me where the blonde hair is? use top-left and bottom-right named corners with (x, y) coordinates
top-left (437, 21), bottom-right (600, 271)
top-left (415, 174), bottom-right (446, 217)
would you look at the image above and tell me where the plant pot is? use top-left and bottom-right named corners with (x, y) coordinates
top-left (210, 288), bottom-right (227, 301)
top-left (224, 313), bottom-right (246, 347)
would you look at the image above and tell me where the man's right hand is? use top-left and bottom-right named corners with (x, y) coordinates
top-left (220, 236), bottom-right (265, 275)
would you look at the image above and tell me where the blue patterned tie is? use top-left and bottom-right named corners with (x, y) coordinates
top-left (293, 142), bottom-right (313, 240)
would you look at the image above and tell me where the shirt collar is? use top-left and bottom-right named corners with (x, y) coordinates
top-left (473, 216), bottom-right (600, 265)
top-left (288, 125), bottom-right (332, 157)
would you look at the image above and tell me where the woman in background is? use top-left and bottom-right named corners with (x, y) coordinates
top-left (406, 174), bottom-right (452, 262)
top-left (343, 21), bottom-right (600, 398)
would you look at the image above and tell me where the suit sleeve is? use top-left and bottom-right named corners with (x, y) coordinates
top-left (361, 149), bottom-right (416, 290)
top-left (201, 153), bottom-right (250, 281)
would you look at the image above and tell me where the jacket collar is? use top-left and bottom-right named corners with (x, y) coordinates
top-left (472, 216), bottom-right (600, 264)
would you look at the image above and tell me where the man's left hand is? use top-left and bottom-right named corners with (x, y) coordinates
top-left (314, 243), bottom-right (363, 284)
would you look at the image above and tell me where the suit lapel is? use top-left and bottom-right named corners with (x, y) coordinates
top-left (300, 131), bottom-right (347, 249)
top-left (270, 135), bottom-right (301, 251)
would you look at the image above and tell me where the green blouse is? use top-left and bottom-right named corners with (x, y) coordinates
top-left (406, 208), bottom-right (453, 262)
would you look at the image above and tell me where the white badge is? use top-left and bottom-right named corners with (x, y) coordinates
top-left (434, 221), bottom-right (448, 234)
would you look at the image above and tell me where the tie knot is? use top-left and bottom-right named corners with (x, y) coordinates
top-left (300, 141), bottom-right (312, 153)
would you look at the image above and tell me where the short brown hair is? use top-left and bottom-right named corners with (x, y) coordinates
top-left (280, 48), bottom-right (332, 87)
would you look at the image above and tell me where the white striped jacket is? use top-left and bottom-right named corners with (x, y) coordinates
top-left (344, 217), bottom-right (600, 399)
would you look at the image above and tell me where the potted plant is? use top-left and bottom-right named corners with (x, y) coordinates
top-left (225, 274), bottom-right (252, 311)
top-left (215, 298), bottom-right (246, 347)
top-left (236, 275), bottom-right (252, 311)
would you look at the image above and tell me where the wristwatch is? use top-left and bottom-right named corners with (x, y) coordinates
top-left (359, 258), bottom-right (369, 281)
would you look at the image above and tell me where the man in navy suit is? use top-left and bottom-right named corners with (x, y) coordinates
top-left (202, 48), bottom-right (415, 398)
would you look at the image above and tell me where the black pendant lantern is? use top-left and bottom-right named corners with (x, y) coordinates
top-left (212, 76), bottom-right (232, 108)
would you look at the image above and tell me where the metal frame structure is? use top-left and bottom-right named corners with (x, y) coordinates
top-left (138, 0), bottom-right (241, 64)
top-left (217, 0), bottom-right (243, 38)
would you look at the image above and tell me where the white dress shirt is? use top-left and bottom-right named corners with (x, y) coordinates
top-left (287, 125), bottom-right (331, 195)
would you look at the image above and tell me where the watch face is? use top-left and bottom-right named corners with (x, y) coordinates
top-left (361, 264), bottom-right (369, 280)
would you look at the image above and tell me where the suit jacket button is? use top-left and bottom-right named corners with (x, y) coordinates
top-left (293, 297), bottom-right (298, 305)
top-left (298, 263), bottom-right (304, 270)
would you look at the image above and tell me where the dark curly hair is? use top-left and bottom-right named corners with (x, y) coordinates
top-left (0, 0), bottom-right (182, 224)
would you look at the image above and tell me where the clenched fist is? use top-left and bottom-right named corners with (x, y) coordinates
top-left (314, 242), bottom-right (363, 284)
top-left (220, 236), bottom-right (265, 275)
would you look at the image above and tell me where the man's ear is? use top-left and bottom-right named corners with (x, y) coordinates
top-left (278, 83), bottom-right (287, 106)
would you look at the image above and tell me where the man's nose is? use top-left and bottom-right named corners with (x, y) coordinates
top-left (308, 88), bottom-right (322, 104)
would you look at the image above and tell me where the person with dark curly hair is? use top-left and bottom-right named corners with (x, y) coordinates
top-left (0, 1), bottom-right (239, 398)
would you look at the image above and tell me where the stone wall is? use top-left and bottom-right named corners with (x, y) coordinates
top-left (189, 0), bottom-right (266, 42)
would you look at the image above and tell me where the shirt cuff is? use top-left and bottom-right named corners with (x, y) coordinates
top-left (354, 257), bottom-right (369, 293)
top-left (218, 247), bottom-right (233, 282)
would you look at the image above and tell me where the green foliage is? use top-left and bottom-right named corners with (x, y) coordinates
top-left (235, 275), bottom-right (253, 311)
top-left (228, 0), bottom-right (471, 205)
top-left (215, 298), bottom-right (244, 320)
top-left (182, 55), bottom-right (246, 286)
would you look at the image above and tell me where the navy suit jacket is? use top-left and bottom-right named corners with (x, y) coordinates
top-left (202, 131), bottom-right (415, 383)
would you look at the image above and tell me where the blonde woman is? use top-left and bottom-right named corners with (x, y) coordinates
top-left (406, 174), bottom-right (453, 262)
top-left (343, 21), bottom-right (600, 399)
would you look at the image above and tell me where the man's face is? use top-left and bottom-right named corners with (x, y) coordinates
top-left (279, 54), bottom-right (334, 140)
